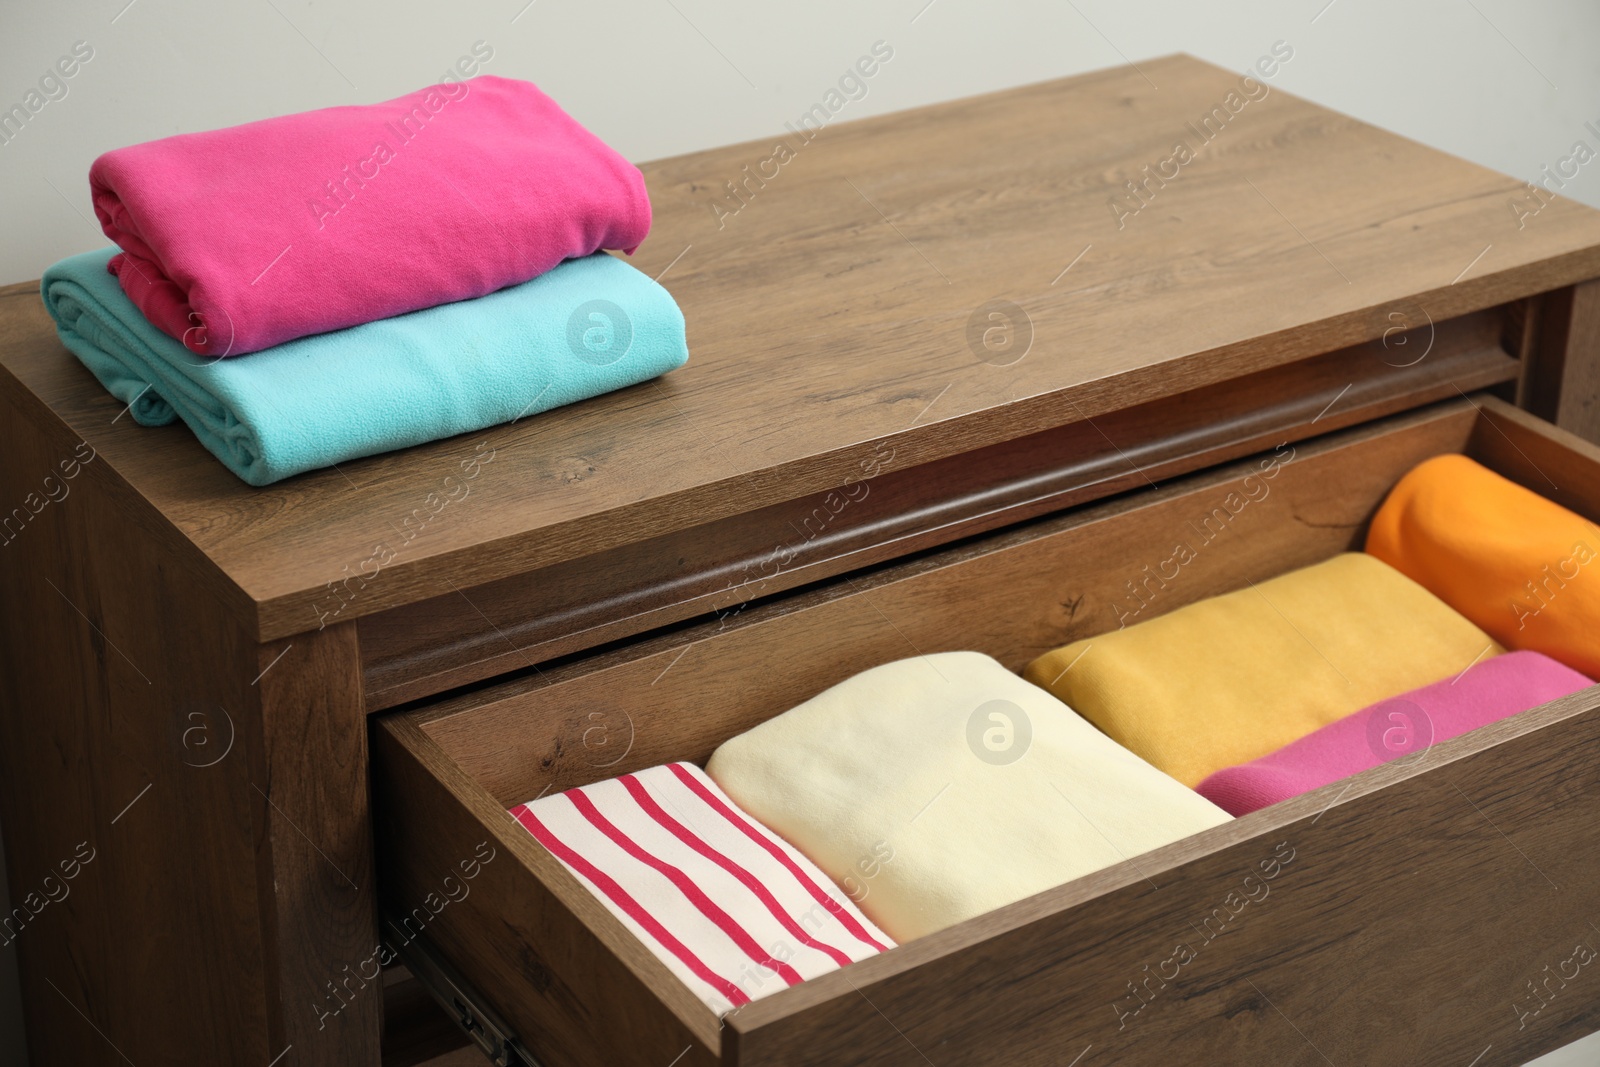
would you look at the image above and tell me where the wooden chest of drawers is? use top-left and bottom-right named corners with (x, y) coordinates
top-left (3, 54), bottom-right (1600, 1066)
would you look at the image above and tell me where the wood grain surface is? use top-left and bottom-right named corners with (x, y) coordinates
top-left (372, 715), bottom-right (723, 1067)
top-left (4, 54), bottom-right (1600, 641)
top-left (380, 966), bottom-right (472, 1066)
top-left (1523, 278), bottom-right (1600, 441)
top-left (0, 388), bottom-right (381, 1064)
top-left (247, 624), bottom-right (383, 1065)
top-left (358, 311), bottom-right (1515, 709)
top-left (417, 399), bottom-right (1481, 806)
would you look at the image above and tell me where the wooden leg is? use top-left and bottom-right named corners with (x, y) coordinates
top-left (1519, 277), bottom-right (1600, 442)
top-left (0, 391), bottom-right (381, 1065)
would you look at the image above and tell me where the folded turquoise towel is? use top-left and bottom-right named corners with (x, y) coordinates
top-left (42, 248), bottom-right (688, 485)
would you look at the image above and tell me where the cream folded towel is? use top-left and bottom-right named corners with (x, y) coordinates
top-left (706, 652), bottom-right (1231, 942)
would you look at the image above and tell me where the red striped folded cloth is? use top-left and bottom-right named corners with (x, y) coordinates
top-left (510, 762), bottom-right (893, 1015)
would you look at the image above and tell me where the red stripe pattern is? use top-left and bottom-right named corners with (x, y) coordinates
top-left (509, 762), bottom-right (893, 1015)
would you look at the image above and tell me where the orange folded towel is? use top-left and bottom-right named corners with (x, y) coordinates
top-left (1365, 454), bottom-right (1600, 678)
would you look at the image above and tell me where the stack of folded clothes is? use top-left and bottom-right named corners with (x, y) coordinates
top-left (500, 451), bottom-right (1600, 1007)
top-left (1023, 457), bottom-right (1599, 816)
top-left (43, 77), bottom-right (686, 485)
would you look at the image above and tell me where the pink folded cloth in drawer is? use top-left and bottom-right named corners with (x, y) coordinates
top-left (90, 76), bottom-right (651, 356)
top-left (510, 763), bottom-right (892, 1015)
top-left (1196, 651), bottom-right (1593, 815)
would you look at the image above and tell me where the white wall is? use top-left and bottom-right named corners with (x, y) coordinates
top-left (4, 0), bottom-right (1600, 286)
top-left (2, 0), bottom-right (1599, 1063)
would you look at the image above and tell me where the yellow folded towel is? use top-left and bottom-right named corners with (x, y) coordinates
top-left (1024, 553), bottom-right (1500, 787)
top-left (706, 651), bottom-right (1231, 943)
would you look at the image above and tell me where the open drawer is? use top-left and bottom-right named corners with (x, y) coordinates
top-left (372, 396), bottom-right (1600, 1067)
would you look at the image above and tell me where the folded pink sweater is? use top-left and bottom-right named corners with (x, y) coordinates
top-left (1196, 651), bottom-right (1592, 815)
top-left (90, 76), bottom-right (650, 356)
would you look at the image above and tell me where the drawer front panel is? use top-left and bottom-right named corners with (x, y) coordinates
top-left (725, 689), bottom-right (1600, 1066)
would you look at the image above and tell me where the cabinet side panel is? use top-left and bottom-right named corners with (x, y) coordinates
top-left (0, 383), bottom-right (382, 1065)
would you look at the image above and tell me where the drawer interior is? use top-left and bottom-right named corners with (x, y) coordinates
top-left (374, 396), bottom-right (1600, 1067)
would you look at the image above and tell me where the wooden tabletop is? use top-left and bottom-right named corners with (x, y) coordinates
top-left (5, 52), bottom-right (1600, 642)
